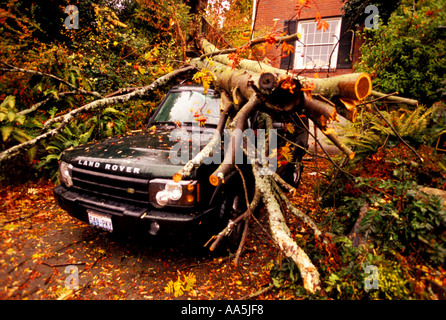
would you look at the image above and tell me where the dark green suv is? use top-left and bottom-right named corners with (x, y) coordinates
top-left (53, 85), bottom-right (308, 246)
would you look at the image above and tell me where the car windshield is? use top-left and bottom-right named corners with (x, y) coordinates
top-left (153, 90), bottom-right (221, 126)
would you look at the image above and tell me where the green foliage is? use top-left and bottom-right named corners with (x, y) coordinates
top-left (342, 0), bottom-right (401, 27)
top-left (356, 0), bottom-right (446, 105)
top-left (206, 0), bottom-right (253, 47)
top-left (37, 107), bottom-right (127, 180)
top-left (0, 96), bottom-right (30, 145)
top-left (338, 104), bottom-right (441, 159)
top-left (336, 99), bottom-right (446, 170)
top-left (276, 92), bottom-right (446, 299)
top-left (0, 0), bottom-right (188, 183)
top-left (323, 247), bottom-right (413, 300)
top-left (336, 174), bottom-right (446, 266)
top-left (270, 258), bottom-right (302, 290)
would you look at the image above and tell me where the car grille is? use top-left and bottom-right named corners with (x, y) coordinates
top-left (71, 166), bottom-right (149, 205)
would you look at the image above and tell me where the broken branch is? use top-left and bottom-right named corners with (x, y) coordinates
top-left (0, 65), bottom-right (195, 163)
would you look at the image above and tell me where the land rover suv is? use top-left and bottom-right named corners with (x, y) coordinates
top-left (53, 85), bottom-right (308, 246)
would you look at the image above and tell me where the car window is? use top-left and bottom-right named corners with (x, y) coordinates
top-left (153, 90), bottom-right (221, 126)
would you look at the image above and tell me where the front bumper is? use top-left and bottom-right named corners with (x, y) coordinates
top-left (53, 185), bottom-right (217, 236)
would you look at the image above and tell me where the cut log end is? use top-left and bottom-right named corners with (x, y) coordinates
top-left (259, 72), bottom-right (276, 91)
top-left (338, 73), bottom-right (372, 101)
top-left (209, 174), bottom-right (220, 186)
top-left (355, 73), bottom-right (372, 100)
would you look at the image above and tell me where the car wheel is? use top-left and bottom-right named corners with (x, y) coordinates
top-left (291, 157), bottom-right (303, 188)
top-left (218, 191), bottom-right (246, 252)
top-left (278, 155), bottom-right (303, 189)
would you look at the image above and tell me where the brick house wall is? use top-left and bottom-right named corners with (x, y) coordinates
top-left (253, 0), bottom-right (364, 77)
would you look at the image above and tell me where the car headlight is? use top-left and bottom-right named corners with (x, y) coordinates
top-left (149, 179), bottom-right (199, 208)
top-left (59, 161), bottom-right (73, 187)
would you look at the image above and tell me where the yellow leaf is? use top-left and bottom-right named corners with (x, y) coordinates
top-left (3, 223), bottom-right (18, 231)
top-left (284, 123), bottom-right (295, 134)
top-left (279, 142), bottom-right (293, 162)
top-left (32, 252), bottom-right (46, 259)
top-left (322, 127), bottom-right (335, 135)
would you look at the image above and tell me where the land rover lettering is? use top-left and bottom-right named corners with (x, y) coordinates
top-left (104, 163), bottom-right (141, 174)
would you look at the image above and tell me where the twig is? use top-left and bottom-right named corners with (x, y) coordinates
top-left (240, 284), bottom-right (274, 300)
top-left (356, 91), bottom-right (399, 107)
top-left (370, 90), bottom-right (418, 107)
top-left (41, 262), bottom-right (86, 268)
top-left (199, 33), bottom-right (303, 60)
top-left (17, 91), bottom-right (100, 116)
top-left (295, 115), bottom-right (356, 180)
top-left (0, 61), bottom-right (103, 99)
top-left (233, 164), bottom-right (252, 265)
top-left (1, 211), bottom-right (35, 226)
top-left (207, 189), bottom-right (260, 252)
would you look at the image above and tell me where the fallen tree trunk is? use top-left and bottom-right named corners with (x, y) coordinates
top-left (188, 57), bottom-right (308, 185)
top-left (189, 55), bottom-right (356, 163)
top-left (180, 39), bottom-right (373, 294)
top-left (253, 166), bottom-right (321, 293)
top-left (196, 38), bottom-right (372, 106)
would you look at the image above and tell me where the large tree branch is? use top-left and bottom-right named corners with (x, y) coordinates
top-left (209, 94), bottom-right (262, 186)
top-left (17, 91), bottom-right (101, 116)
top-left (196, 39), bottom-right (372, 102)
top-left (173, 90), bottom-right (234, 182)
top-left (252, 166), bottom-right (321, 293)
top-left (0, 65), bottom-right (195, 163)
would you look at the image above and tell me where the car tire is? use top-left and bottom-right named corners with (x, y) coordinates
top-left (289, 156), bottom-right (303, 188)
top-left (216, 190), bottom-right (247, 253)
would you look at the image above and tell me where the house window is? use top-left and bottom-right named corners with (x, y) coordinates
top-left (294, 17), bottom-right (342, 69)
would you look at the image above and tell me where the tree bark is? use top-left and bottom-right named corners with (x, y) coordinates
top-left (191, 56), bottom-right (356, 159)
top-left (253, 167), bottom-right (321, 293)
top-left (196, 39), bottom-right (372, 103)
top-left (173, 92), bottom-right (233, 182)
top-left (209, 94), bottom-right (262, 186)
top-left (370, 90), bottom-right (418, 106)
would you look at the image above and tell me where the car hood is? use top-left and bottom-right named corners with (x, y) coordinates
top-left (61, 125), bottom-right (217, 179)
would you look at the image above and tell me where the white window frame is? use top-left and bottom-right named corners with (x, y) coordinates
top-left (294, 17), bottom-right (342, 69)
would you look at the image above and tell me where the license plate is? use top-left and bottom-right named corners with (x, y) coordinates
top-left (87, 210), bottom-right (113, 232)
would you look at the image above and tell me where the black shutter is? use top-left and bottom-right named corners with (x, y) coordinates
top-left (336, 16), bottom-right (353, 69)
top-left (280, 20), bottom-right (297, 70)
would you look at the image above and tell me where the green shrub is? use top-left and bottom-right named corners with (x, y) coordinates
top-left (356, 0), bottom-right (446, 105)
